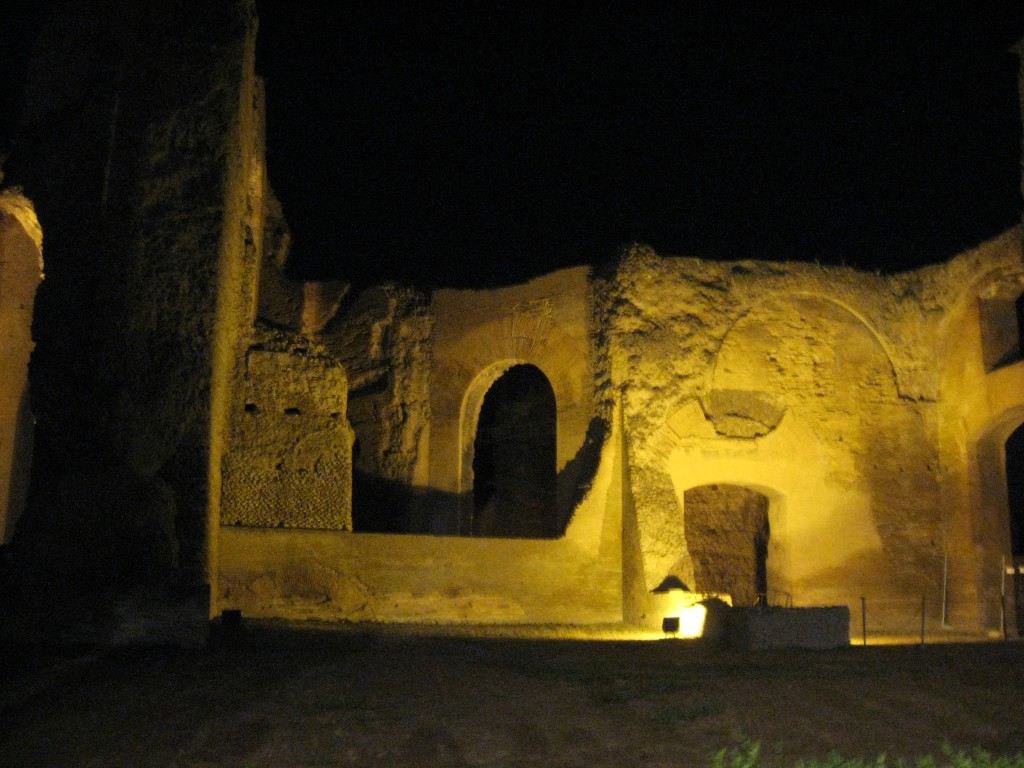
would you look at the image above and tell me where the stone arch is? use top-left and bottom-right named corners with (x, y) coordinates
top-left (704, 290), bottom-right (940, 592)
top-left (935, 247), bottom-right (1024, 632)
top-left (708, 291), bottom-right (901, 405)
top-left (466, 362), bottom-right (557, 538)
top-left (973, 405), bottom-right (1024, 631)
top-left (0, 190), bottom-right (44, 543)
top-left (427, 275), bottom-right (595, 535)
top-left (444, 322), bottom-right (589, 484)
top-left (708, 290), bottom-right (901, 403)
top-left (650, 397), bottom-right (897, 610)
top-left (459, 358), bottom-right (536, 497)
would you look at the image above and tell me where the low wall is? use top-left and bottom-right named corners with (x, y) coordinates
top-left (726, 606), bottom-right (850, 649)
top-left (218, 525), bottom-right (622, 625)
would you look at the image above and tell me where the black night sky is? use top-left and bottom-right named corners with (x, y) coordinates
top-left (254, 3), bottom-right (1024, 290)
top-left (3, 3), bottom-right (1024, 290)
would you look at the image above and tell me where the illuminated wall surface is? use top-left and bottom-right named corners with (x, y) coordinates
top-left (222, 229), bottom-right (1024, 635)
top-left (0, 192), bottom-right (42, 545)
top-left (2, 1), bottom-right (1023, 641)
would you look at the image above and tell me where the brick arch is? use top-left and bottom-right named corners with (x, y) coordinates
top-left (972, 403), bottom-right (1024, 626)
top-left (462, 362), bottom-right (558, 537)
top-left (459, 357), bottom-right (536, 496)
top-left (708, 291), bottom-right (900, 399)
top-left (428, 315), bottom-right (593, 505)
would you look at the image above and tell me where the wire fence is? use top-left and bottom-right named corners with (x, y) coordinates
top-left (851, 595), bottom-right (943, 645)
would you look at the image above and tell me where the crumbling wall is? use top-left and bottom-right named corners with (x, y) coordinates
top-left (933, 230), bottom-right (1024, 631)
top-left (221, 330), bottom-right (354, 530)
top-left (607, 245), bottom-right (967, 629)
top-left (322, 284), bottom-right (432, 532)
top-left (218, 388), bottom-right (628, 624)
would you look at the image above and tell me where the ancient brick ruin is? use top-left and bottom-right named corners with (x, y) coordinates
top-left (1, 2), bottom-right (1023, 642)
top-left (220, 230), bottom-right (1024, 637)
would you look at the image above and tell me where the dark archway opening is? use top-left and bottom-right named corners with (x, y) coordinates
top-left (684, 485), bottom-right (771, 606)
top-left (472, 364), bottom-right (557, 538)
top-left (1005, 424), bottom-right (1024, 632)
top-left (1006, 425), bottom-right (1024, 557)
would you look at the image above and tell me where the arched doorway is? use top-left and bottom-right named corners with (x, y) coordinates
top-left (1005, 424), bottom-right (1024, 631)
top-left (684, 484), bottom-right (771, 606)
top-left (471, 364), bottom-right (557, 538)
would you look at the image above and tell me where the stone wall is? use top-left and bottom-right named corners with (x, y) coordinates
top-left (322, 284), bottom-right (431, 532)
top-left (610, 231), bottom-right (1024, 634)
top-left (221, 230), bottom-right (1024, 637)
top-left (218, 393), bottom-right (627, 624)
top-left (932, 231), bottom-right (1024, 630)
top-left (221, 331), bottom-right (354, 530)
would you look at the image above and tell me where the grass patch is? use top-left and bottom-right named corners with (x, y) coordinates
top-left (651, 700), bottom-right (726, 725)
top-left (710, 741), bottom-right (1024, 768)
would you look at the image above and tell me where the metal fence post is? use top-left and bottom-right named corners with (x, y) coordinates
top-left (861, 596), bottom-right (867, 646)
top-left (920, 594), bottom-right (926, 646)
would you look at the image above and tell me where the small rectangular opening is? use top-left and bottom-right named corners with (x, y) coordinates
top-left (979, 296), bottom-right (1022, 372)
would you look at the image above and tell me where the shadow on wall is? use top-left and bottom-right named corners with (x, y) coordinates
top-left (353, 416), bottom-right (610, 537)
top-left (555, 417), bottom-right (609, 530)
top-left (351, 472), bottom-right (443, 534)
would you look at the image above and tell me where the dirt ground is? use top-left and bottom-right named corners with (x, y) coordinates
top-left (2, 625), bottom-right (1023, 768)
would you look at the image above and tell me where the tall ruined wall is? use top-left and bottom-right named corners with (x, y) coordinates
top-left (322, 284), bottom-right (432, 532)
top-left (607, 241), bottom-right (1017, 631)
top-left (6, 0), bottom-right (260, 596)
top-left (932, 230), bottom-right (1024, 629)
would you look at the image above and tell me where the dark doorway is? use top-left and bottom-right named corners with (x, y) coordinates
top-left (1005, 424), bottom-right (1024, 632)
top-left (1006, 424), bottom-right (1024, 557)
top-left (472, 364), bottom-right (557, 538)
top-left (683, 485), bottom-right (771, 606)
top-left (754, 514), bottom-right (770, 604)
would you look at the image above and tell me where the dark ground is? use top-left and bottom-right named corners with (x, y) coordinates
top-left (2, 625), bottom-right (1023, 767)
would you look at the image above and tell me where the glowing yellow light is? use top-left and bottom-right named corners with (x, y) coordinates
top-left (674, 603), bottom-right (708, 637)
top-left (650, 589), bottom-right (727, 639)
